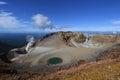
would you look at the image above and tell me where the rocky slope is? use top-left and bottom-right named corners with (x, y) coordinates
top-left (98, 44), bottom-right (120, 60)
top-left (0, 43), bottom-right (120, 80)
top-left (36, 31), bottom-right (86, 47)
top-left (35, 31), bottom-right (120, 48)
top-left (0, 31), bottom-right (120, 80)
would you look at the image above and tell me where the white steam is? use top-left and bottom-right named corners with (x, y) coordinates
top-left (26, 35), bottom-right (35, 52)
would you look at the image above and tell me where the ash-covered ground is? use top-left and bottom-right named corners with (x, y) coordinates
top-left (0, 31), bottom-right (120, 80)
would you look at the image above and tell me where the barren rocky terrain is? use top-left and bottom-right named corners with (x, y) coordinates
top-left (0, 31), bottom-right (120, 80)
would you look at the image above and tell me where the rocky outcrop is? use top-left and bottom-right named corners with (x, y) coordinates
top-left (38, 32), bottom-right (120, 48)
top-left (58, 31), bottom-right (86, 46)
top-left (38, 31), bottom-right (86, 47)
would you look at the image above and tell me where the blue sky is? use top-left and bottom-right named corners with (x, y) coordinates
top-left (0, 0), bottom-right (120, 32)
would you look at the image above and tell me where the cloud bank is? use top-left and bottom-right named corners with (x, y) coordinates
top-left (0, 1), bottom-right (7, 5)
top-left (0, 11), bottom-right (26, 29)
top-left (112, 20), bottom-right (120, 25)
top-left (0, 12), bottom-right (67, 31)
top-left (0, 11), bottom-right (67, 32)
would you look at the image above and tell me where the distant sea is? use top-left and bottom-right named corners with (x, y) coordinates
top-left (0, 31), bottom-right (119, 48)
top-left (0, 32), bottom-right (49, 48)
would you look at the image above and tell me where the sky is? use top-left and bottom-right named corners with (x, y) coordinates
top-left (0, 0), bottom-right (120, 32)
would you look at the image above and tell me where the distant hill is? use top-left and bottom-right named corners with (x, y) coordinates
top-left (37, 31), bottom-right (86, 47)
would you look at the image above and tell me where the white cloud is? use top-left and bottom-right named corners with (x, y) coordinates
top-left (0, 12), bottom-right (68, 31)
top-left (112, 20), bottom-right (120, 25)
top-left (0, 11), bottom-right (26, 28)
top-left (32, 14), bottom-right (70, 31)
top-left (32, 14), bottom-right (52, 29)
top-left (0, 11), bottom-right (70, 32)
top-left (0, 1), bottom-right (7, 5)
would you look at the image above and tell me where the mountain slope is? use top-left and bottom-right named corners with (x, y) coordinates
top-left (0, 45), bottom-right (120, 80)
top-left (0, 31), bottom-right (120, 80)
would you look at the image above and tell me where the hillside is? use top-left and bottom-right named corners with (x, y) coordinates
top-left (0, 44), bottom-right (120, 80)
top-left (0, 31), bottom-right (120, 80)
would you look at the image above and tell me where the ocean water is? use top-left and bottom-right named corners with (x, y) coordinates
top-left (0, 32), bottom-right (49, 47)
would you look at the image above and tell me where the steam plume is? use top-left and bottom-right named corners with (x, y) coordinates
top-left (26, 35), bottom-right (35, 52)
